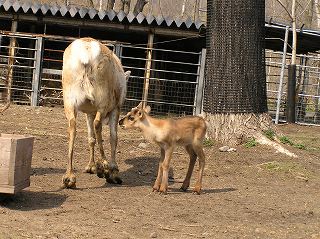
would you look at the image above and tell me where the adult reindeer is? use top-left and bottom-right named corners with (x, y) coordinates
top-left (61, 37), bottom-right (130, 188)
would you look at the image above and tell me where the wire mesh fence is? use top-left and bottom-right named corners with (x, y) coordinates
top-left (0, 35), bottom-right (38, 106)
top-left (1, 32), bottom-right (319, 126)
top-left (265, 50), bottom-right (320, 125)
top-left (120, 45), bottom-right (201, 116)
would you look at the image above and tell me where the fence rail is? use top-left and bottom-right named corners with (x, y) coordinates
top-left (0, 32), bottom-right (319, 126)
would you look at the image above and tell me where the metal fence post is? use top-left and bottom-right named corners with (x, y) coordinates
top-left (31, 37), bottom-right (43, 107)
top-left (114, 44), bottom-right (122, 59)
top-left (194, 48), bottom-right (206, 115)
top-left (275, 26), bottom-right (289, 124)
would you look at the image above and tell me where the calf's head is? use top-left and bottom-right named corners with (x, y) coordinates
top-left (119, 102), bottom-right (151, 129)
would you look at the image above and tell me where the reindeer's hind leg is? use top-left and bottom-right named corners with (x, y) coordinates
top-left (105, 108), bottom-right (122, 184)
top-left (192, 142), bottom-right (205, 195)
top-left (84, 113), bottom-right (97, 174)
top-left (181, 145), bottom-right (197, 192)
top-left (92, 111), bottom-right (108, 179)
top-left (62, 105), bottom-right (77, 189)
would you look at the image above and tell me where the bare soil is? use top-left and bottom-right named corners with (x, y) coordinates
top-left (1, 105), bottom-right (320, 239)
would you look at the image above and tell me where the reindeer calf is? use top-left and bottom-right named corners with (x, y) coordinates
top-left (119, 103), bottom-right (207, 194)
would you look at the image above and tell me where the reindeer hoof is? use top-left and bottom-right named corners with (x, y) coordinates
top-left (105, 170), bottom-right (122, 184)
top-left (62, 174), bottom-right (76, 189)
top-left (106, 176), bottom-right (123, 184)
top-left (95, 162), bottom-right (105, 178)
top-left (84, 164), bottom-right (97, 174)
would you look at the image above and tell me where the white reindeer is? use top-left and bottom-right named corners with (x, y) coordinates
top-left (62, 37), bottom-right (130, 188)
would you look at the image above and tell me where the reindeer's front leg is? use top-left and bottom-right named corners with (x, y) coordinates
top-left (153, 148), bottom-right (165, 192)
top-left (159, 146), bottom-right (174, 194)
top-left (105, 108), bottom-right (122, 184)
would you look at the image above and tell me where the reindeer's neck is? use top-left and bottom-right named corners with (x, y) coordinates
top-left (137, 115), bottom-right (165, 143)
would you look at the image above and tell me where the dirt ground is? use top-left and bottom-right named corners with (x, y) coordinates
top-left (0, 105), bottom-right (320, 239)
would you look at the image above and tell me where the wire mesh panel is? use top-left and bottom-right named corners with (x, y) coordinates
top-left (266, 50), bottom-right (320, 125)
top-left (0, 34), bottom-right (38, 106)
top-left (265, 50), bottom-right (290, 122)
top-left (120, 45), bottom-right (201, 116)
top-left (296, 54), bottom-right (320, 125)
top-left (40, 38), bottom-right (70, 106)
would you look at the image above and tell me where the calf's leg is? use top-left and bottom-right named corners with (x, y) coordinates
top-left (153, 148), bottom-right (165, 192)
top-left (159, 146), bottom-right (174, 194)
top-left (192, 142), bottom-right (205, 194)
top-left (181, 144), bottom-right (197, 191)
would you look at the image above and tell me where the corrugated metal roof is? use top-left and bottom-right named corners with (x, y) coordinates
top-left (0, 0), bottom-right (205, 30)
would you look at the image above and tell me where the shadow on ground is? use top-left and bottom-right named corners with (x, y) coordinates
top-left (32, 167), bottom-right (66, 176)
top-left (0, 191), bottom-right (66, 211)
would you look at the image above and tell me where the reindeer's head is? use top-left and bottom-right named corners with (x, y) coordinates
top-left (119, 102), bottom-right (151, 129)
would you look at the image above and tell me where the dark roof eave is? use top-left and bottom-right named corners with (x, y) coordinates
top-left (0, 1), bottom-right (205, 30)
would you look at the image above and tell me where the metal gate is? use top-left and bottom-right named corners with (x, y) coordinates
top-left (265, 50), bottom-right (320, 125)
top-left (0, 34), bottom-right (42, 106)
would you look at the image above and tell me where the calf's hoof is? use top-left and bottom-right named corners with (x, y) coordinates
top-left (62, 174), bottom-right (76, 189)
top-left (159, 185), bottom-right (168, 195)
top-left (193, 185), bottom-right (201, 195)
top-left (152, 184), bottom-right (160, 192)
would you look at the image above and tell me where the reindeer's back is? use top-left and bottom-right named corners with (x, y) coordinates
top-left (62, 38), bottom-right (126, 112)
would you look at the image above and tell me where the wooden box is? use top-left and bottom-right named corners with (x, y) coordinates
top-left (0, 134), bottom-right (34, 194)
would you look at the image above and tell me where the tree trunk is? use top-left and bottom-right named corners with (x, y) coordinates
top-left (133, 0), bottom-right (148, 15)
top-left (204, 0), bottom-right (295, 157)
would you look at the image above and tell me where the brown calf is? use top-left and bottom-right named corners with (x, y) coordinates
top-left (119, 103), bottom-right (207, 194)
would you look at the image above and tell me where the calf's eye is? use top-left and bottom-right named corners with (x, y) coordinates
top-left (128, 116), bottom-right (134, 121)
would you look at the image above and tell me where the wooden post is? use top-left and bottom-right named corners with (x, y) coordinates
top-left (1, 19), bottom-right (17, 113)
top-left (142, 31), bottom-right (154, 108)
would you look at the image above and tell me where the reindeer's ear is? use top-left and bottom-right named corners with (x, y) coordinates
top-left (138, 109), bottom-right (143, 118)
top-left (137, 102), bottom-right (143, 109)
top-left (144, 105), bottom-right (151, 114)
top-left (124, 71), bottom-right (131, 81)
